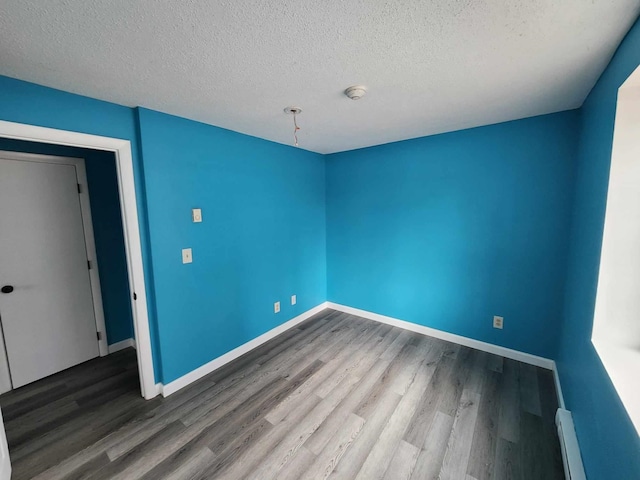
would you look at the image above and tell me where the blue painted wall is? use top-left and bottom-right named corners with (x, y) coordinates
top-left (557, 18), bottom-right (640, 480)
top-left (137, 108), bottom-right (326, 383)
top-left (326, 111), bottom-right (580, 359)
top-left (0, 138), bottom-right (134, 345)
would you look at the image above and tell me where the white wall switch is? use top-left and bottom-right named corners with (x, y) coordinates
top-left (291, 294), bottom-right (297, 305)
top-left (192, 208), bottom-right (203, 223)
top-left (274, 301), bottom-right (280, 313)
top-left (182, 248), bottom-right (193, 264)
top-left (493, 315), bottom-right (504, 329)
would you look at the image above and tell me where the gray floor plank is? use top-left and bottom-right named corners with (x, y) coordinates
top-left (410, 411), bottom-right (455, 480)
top-left (0, 309), bottom-right (564, 480)
top-left (328, 388), bottom-right (402, 480)
top-left (439, 389), bottom-right (482, 480)
top-left (403, 352), bottom-right (455, 448)
top-left (302, 412), bottom-right (365, 480)
top-left (275, 446), bottom-right (318, 480)
top-left (382, 440), bottom-right (420, 480)
top-left (492, 438), bottom-right (521, 480)
top-left (467, 370), bottom-right (502, 480)
top-left (498, 358), bottom-right (521, 443)
top-left (354, 348), bottom-right (438, 480)
top-left (519, 363), bottom-right (542, 417)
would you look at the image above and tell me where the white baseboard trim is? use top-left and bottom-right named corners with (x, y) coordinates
top-left (108, 338), bottom-right (136, 354)
top-left (327, 302), bottom-right (555, 370)
top-left (160, 302), bottom-right (329, 397)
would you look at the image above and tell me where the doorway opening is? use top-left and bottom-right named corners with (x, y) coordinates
top-left (0, 120), bottom-right (156, 400)
top-left (0, 147), bottom-right (133, 393)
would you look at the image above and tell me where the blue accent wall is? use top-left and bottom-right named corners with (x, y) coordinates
top-left (557, 18), bottom-right (640, 480)
top-left (137, 108), bottom-right (326, 383)
top-left (0, 138), bottom-right (134, 345)
top-left (326, 111), bottom-right (580, 359)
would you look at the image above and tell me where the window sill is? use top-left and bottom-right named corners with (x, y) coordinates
top-left (592, 337), bottom-right (640, 436)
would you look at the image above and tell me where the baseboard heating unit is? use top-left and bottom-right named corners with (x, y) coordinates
top-left (555, 408), bottom-right (586, 480)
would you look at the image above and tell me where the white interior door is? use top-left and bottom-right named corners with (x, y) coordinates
top-left (0, 156), bottom-right (100, 389)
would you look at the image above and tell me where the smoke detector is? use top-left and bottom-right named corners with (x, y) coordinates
top-left (344, 85), bottom-right (367, 100)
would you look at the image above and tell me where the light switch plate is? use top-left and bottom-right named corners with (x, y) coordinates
top-left (192, 208), bottom-right (203, 223)
top-left (182, 248), bottom-right (193, 264)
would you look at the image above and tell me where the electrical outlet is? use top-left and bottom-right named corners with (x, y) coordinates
top-left (291, 295), bottom-right (297, 305)
top-left (274, 301), bottom-right (280, 313)
top-left (493, 315), bottom-right (504, 329)
top-left (182, 248), bottom-right (193, 264)
top-left (192, 208), bottom-right (202, 223)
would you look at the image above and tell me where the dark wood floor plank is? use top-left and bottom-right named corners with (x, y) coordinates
top-left (519, 363), bottom-right (542, 417)
top-left (492, 438), bottom-right (521, 480)
top-left (498, 358), bottom-right (521, 443)
top-left (64, 452), bottom-right (112, 480)
top-left (537, 368), bottom-right (565, 477)
top-left (0, 310), bottom-right (564, 480)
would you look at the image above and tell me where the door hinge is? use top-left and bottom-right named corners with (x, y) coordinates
top-left (87, 260), bottom-right (92, 270)
top-left (97, 331), bottom-right (103, 341)
top-left (77, 183), bottom-right (82, 194)
top-left (133, 292), bottom-right (138, 301)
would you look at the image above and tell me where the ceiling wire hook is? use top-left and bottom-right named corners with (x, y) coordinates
top-left (284, 107), bottom-right (302, 147)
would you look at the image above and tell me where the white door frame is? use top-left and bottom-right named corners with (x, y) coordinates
top-left (0, 150), bottom-right (109, 360)
top-left (0, 120), bottom-right (158, 400)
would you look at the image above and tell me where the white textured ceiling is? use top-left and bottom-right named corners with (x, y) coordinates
top-left (1, 1), bottom-right (639, 154)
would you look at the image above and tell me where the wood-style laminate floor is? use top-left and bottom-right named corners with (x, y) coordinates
top-left (0, 309), bottom-right (564, 480)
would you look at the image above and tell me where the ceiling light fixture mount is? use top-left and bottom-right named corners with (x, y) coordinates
top-left (344, 85), bottom-right (367, 100)
top-left (284, 106), bottom-right (302, 147)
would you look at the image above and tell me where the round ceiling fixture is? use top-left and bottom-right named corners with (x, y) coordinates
top-left (344, 85), bottom-right (367, 100)
top-left (284, 106), bottom-right (302, 115)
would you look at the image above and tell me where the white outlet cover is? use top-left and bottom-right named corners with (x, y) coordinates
top-left (493, 315), bottom-right (504, 329)
top-left (182, 248), bottom-right (193, 264)
top-left (192, 208), bottom-right (202, 223)
top-left (291, 295), bottom-right (297, 305)
top-left (274, 301), bottom-right (280, 313)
